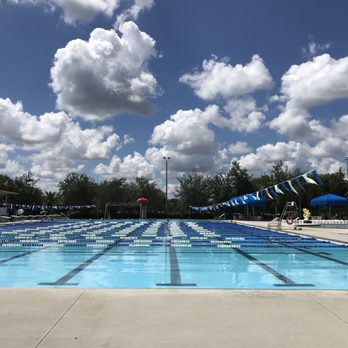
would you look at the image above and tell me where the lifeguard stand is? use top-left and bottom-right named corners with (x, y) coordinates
top-left (137, 198), bottom-right (148, 219)
top-left (268, 201), bottom-right (301, 231)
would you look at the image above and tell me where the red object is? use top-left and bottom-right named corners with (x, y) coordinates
top-left (137, 197), bottom-right (148, 205)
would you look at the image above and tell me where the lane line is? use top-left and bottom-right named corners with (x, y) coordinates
top-left (157, 223), bottom-right (196, 287)
top-left (244, 229), bottom-right (348, 267)
top-left (38, 245), bottom-right (115, 286)
top-left (233, 248), bottom-right (298, 285)
top-left (0, 247), bottom-right (49, 264)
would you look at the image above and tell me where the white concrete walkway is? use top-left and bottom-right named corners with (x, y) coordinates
top-left (0, 289), bottom-right (347, 348)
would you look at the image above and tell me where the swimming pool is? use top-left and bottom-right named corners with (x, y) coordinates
top-left (0, 220), bottom-right (347, 289)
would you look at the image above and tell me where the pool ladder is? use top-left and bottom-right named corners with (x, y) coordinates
top-left (268, 201), bottom-right (302, 231)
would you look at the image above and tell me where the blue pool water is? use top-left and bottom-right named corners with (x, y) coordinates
top-left (0, 220), bottom-right (347, 289)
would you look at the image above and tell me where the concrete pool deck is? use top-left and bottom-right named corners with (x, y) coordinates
top-left (0, 289), bottom-right (347, 348)
top-left (233, 220), bottom-right (348, 244)
top-left (0, 221), bottom-right (347, 347)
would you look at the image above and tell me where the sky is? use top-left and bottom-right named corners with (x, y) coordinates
top-left (0, 0), bottom-right (348, 195)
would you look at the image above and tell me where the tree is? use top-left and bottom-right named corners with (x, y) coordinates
top-left (58, 173), bottom-right (96, 205)
top-left (43, 191), bottom-right (61, 206)
top-left (95, 178), bottom-right (131, 210)
top-left (319, 169), bottom-right (348, 197)
top-left (228, 161), bottom-right (254, 196)
top-left (0, 174), bottom-right (16, 191)
top-left (209, 171), bottom-right (235, 203)
top-left (130, 177), bottom-right (165, 211)
top-left (176, 171), bottom-right (212, 209)
top-left (14, 171), bottom-right (43, 204)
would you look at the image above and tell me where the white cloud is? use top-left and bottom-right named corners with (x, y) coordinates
top-left (179, 54), bottom-right (273, 101)
top-left (148, 105), bottom-right (223, 173)
top-left (223, 97), bottom-right (266, 133)
top-left (123, 134), bottom-right (135, 145)
top-left (0, 143), bottom-right (24, 176)
top-left (281, 54), bottom-right (348, 109)
top-left (270, 54), bottom-right (348, 140)
top-left (51, 22), bottom-right (160, 121)
top-left (7, 0), bottom-right (154, 25)
top-left (238, 139), bottom-right (346, 177)
top-left (0, 98), bottom-right (122, 189)
top-left (0, 98), bottom-right (67, 145)
top-left (302, 39), bottom-right (331, 58)
top-left (54, 0), bottom-right (120, 24)
top-left (95, 152), bottom-right (154, 179)
top-left (115, 0), bottom-right (154, 28)
top-left (6, 0), bottom-right (121, 24)
top-left (226, 141), bottom-right (251, 155)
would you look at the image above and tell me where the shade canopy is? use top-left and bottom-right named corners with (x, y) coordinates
top-left (310, 194), bottom-right (348, 207)
top-left (137, 197), bottom-right (148, 205)
top-left (0, 189), bottom-right (18, 196)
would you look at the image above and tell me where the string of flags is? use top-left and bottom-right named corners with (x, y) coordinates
top-left (0, 203), bottom-right (96, 211)
top-left (190, 169), bottom-right (323, 212)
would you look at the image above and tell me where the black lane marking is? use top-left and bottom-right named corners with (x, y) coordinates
top-left (157, 283), bottom-right (197, 287)
top-left (273, 284), bottom-right (315, 287)
top-left (157, 247), bottom-right (197, 287)
top-left (0, 247), bottom-right (49, 264)
top-left (157, 225), bottom-right (196, 287)
top-left (294, 247), bottom-right (348, 266)
top-left (38, 245), bottom-right (115, 286)
top-left (234, 248), bottom-right (296, 285)
top-left (156, 247), bottom-right (197, 286)
top-left (169, 246), bottom-right (181, 284)
top-left (234, 248), bottom-right (314, 287)
top-left (247, 229), bottom-right (348, 267)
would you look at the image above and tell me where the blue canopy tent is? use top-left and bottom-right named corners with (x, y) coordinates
top-left (310, 194), bottom-right (348, 206)
top-left (310, 194), bottom-right (348, 218)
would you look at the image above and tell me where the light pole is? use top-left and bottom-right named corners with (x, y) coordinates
top-left (163, 156), bottom-right (171, 211)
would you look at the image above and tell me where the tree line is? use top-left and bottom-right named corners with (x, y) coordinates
top-left (1, 160), bottom-right (347, 218)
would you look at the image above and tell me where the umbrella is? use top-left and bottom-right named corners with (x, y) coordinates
top-left (310, 194), bottom-right (348, 206)
top-left (310, 193), bottom-right (348, 218)
top-left (137, 197), bottom-right (148, 205)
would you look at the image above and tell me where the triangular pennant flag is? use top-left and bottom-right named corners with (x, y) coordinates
top-left (295, 177), bottom-right (305, 191)
top-left (311, 170), bottom-right (324, 185)
top-left (303, 173), bottom-right (318, 185)
top-left (287, 180), bottom-right (299, 194)
top-left (265, 188), bottom-right (274, 199)
top-left (271, 187), bottom-right (278, 196)
top-left (250, 194), bottom-right (258, 200)
top-left (280, 182), bottom-right (292, 192)
top-left (274, 185), bottom-right (284, 194)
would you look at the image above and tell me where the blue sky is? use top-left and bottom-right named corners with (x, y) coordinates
top-left (0, 0), bottom-right (348, 193)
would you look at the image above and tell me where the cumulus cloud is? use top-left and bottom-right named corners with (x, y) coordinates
top-left (223, 97), bottom-right (266, 133)
top-left (226, 141), bottom-right (251, 155)
top-left (55, 0), bottom-right (120, 24)
top-left (51, 22), bottom-right (160, 121)
top-left (95, 152), bottom-right (154, 179)
top-left (115, 0), bottom-right (154, 28)
top-left (238, 136), bottom-right (347, 177)
top-left (0, 98), bottom-right (121, 189)
top-left (0, 143), bottom-right (24, 176)
top-left (6, 0), bottom-right (154, 25)
top-left (6, 0), bottom-right (121, 24)
top-left (270, 54), bottom-right (348, 140)
top-left (147, 105), bottom-right (224, 173)
top-left (179, 55), bottom-right (273, 101)
top-left (302, 39), bottom-right (331, 58)
top-left (123, 134), bottom-right (135, 145)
